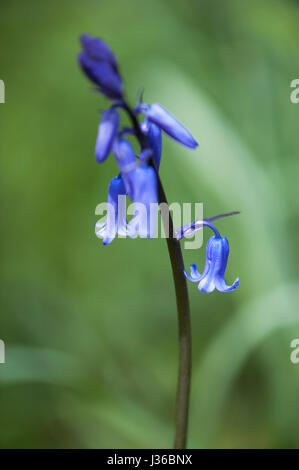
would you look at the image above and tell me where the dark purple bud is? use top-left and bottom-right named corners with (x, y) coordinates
top-left (140, 103), bottom-right (198, 149)
top-left (95, 108), bottom-right (119, 163)
top-left (80, 34), bottom-right (118, 70)
top-left (78, 34), bottom-right (123, 100)
top-left (78, 52), bottom-right (123, 100)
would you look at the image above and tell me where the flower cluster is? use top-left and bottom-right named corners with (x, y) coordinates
top-left (78, 34), bottom-right (198, 244)
top-left (78, 34), bottom-right (239, 294)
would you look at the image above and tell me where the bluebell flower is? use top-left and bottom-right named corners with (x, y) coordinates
top-left (138, 103), bottom-right (198, 149)
top-left (184, 236), bottom-right (239, 293)
top-left (180, 220), bottom-right (239, 293)
top-left (140, 120), bottom-right (162, 170)
top-left (95, 108), bottom-right (119, 162)
top-left (95, 175), bottom-right (128, 245)
top-left (78, 34), bottom-right (123, 100)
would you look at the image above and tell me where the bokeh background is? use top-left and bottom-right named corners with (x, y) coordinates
top-left (1, 0), bottom-right (299, 449)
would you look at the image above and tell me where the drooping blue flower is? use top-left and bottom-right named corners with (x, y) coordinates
top-left (95, 175), bottom-right (128, 245)
top-left (179, 220), bottom-right (239, 293)
top-left (95, 108), bottom-right (119, 162)
top-left (140, 119), bottom-right (162, 170)
top-left (138, 103), bottom-right (198, 149)
top-left (78, 34), bottom-right (123, 100)
top-left (184, 235), bottom-right (239, 293)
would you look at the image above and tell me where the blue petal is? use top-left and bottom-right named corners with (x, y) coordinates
top-left (184, 264), bottom-right (202, 282)
top-left (198, 279), bottom-right (216, 293)
top-left (128, 165), bottom-right (158, 203)
top-left (213, 237), bottom-right (229, 277)
top-left (185, 237), bottom-right (211, 289)
top-left (127, 165), bottom-right (158, 238)
top-left (140, 103), bottom-right (198, 149)
top-left (214, 276), bottom-right (240, 292)
top-left (95, 108), bottom-right (119, 162)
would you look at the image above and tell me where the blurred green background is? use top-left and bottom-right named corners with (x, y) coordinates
top-left (1, 0), bottom-right (299, 449)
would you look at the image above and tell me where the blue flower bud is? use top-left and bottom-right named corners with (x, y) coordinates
top-left (78, 52), bottom-right (123, 100)
top-left (78, 34), bottom-right (123, 100)
top-left (95, 108), bottom-right (119, 163)
top-left (80, 34), bottom-right (118, 70)
top-left (140, 103), bottom-right (198, 149)
top-left (184, 235), bottom-right (239, 293)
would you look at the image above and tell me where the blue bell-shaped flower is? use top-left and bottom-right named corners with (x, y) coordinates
top-left (184, 235), bottom-right (239, 293)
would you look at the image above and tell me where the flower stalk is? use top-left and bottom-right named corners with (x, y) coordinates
top-left (78, 33), bottom-right (240, 449)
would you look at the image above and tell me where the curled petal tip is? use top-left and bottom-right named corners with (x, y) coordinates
top-left (184, 264), bottom-right (202, 282)
top-left (232, 277), bottom-right (240, 290)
